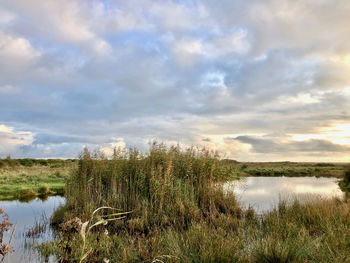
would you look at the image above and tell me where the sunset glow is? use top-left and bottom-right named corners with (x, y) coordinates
top-left (292, 123), bottom-right (350, 146)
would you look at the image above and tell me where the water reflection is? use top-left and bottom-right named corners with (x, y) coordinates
top-left (0, 196), bottom-right (65, 263)
top-left (223, 177), bottom-right (344, 213)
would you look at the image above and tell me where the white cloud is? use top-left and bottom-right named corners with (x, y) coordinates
top-left (279, 92), bottom-right (323, 105)
top-left (0, 0), bottom-right (349, 161)
top-left (0, 31), bottom-right (40, 61)
top-left (100, 138), bottom-right (126, 156)
top-left (0, 124), bottom-right (33, 157)
top-left (170, 29), bottom-right (250, 67)
top-left (205, 29), bottom-right (251, 57)
top-left (172, 39), bottom-right (204, 66)
top-left (150, 1), bottom-right (196, 31)
top-left (0, 0), bottom-right (112, 56)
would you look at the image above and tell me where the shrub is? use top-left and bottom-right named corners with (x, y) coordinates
top-left (18, 159), bottom-right (34, 167)
top-left (38, 185), bottom-right (50, 196)
top-left (18, 189), bottom-right (37, 202)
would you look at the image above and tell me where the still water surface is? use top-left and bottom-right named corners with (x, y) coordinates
top-left (224, 176), bottom-right (344, 213)
top-left (0, 196), bottom-right (65, 263)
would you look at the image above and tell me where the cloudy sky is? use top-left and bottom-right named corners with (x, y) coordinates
top-left (0, 0), bottom-right (350, 161)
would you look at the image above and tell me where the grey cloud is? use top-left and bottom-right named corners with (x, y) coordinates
top-left (234, 136), bottom-right (350, 153)
top-left (32, 134), bottom-right (90, 145)
top-left (0, 0), bottom-right (349, 160)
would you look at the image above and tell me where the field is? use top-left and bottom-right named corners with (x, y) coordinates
top-left (236, 161), bottom-right (347, 178)
top-left (0, 158), bottom-right (76, 200)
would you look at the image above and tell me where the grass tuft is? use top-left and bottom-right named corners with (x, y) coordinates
top-left (18, 189), bottom-right (38, 202)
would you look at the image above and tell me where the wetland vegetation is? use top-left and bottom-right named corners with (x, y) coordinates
top-left (339, 166), bottom-right (350, 192)
top-left (0, 155), bottom-right (346, 201)
top-left (0, 145), bottom-right (349, 262)
top-left (0, 158), bottom-right (76, 201)
top-left (39, 144), bottom-right (349, 263)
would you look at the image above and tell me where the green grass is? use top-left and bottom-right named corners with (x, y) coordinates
top-left (42, 198), bottom-right (350, 263)
top-left (40, 144), bottom-right (350, 263)
top-left (204, 161), bottom-right (347, 179)
top-left (236, 162), bottom-right (347, 178)
top-left (0, 160), bottom-right (76, 200)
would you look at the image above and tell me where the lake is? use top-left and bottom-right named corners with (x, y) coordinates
top-left (223, 176), bottom-right (344, 213)
top-left (0, 196), bottom-right (65, 263)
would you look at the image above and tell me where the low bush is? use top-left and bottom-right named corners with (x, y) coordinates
top-left (38, 185), bottom-right (51, 196)
top-left (18, 189), bottom-right (37, 202)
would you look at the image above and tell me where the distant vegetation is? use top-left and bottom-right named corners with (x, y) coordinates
top-left (35, 144), bottom-right (350, 262)
top-left (0, 157), bottom-right (76, 200)
top-left (0, 157), bottom-right (76, 168)
top-left (237, 162), bottom-right (346, 178)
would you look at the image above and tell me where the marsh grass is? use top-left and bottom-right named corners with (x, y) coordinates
top-left (24, 214), bottom-right (48, 239)
top-left (62, 143), bottom-right (239, 228)
top-left (43, 198), bottom-right (350, 262)
top-left (43, 146), bottom-right (350, 262)
top-left (47, 143), bottom-right (246, 261)
top-left (45, 144), bottom-right (349, 262)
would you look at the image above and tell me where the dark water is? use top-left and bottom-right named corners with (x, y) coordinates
top-left (223, 176), bottom-right (344, 213)
top-left (0, 196), bottom-right (65, 263)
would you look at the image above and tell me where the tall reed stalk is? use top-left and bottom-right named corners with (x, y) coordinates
top-left (63, 142), bottom-right (239, 231)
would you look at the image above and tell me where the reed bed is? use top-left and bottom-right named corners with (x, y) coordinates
top-left (60, 143), bottom-right (240, 228)
top-left (45, 144), bottom-right (350, 262)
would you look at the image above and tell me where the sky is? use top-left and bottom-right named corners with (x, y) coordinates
top-left (0, 0), bottom-right (350, 161)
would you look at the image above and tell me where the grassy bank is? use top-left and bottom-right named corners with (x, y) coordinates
top-left (39, 144), bottom-right (349, 262)
top-left (0, 158), bottom-right (76, 201)
top-left (234, 161), bottom-right (347, 178)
